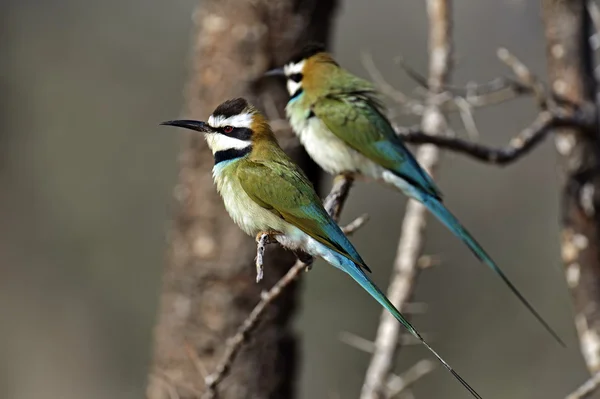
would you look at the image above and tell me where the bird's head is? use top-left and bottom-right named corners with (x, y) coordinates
top-left (161, 98), bottom-right (276, 163)
top-left (265, 43), bottom-right (338, 99)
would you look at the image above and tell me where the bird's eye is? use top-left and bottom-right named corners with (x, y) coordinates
top-left (289, 73), bottom-right (303, 83)
top-left (223, 126), bottom-right (234, 133)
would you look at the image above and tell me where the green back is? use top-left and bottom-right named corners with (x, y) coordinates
top-left (310, 71), bottom-right (443, 199)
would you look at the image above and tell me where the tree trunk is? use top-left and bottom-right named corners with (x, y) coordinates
top-left (146, 1), bottom-right (338, 398)
top-left (542, 0), bottom-right (600, 374)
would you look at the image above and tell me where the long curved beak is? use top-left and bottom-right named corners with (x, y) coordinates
top-left (160, 120), bottom-right (213, 133)
top-left (264, 67), bottom-right (285, 78)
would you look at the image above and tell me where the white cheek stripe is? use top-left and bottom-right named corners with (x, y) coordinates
top-left (204, 133), bottom-right (251, 153)
top-left (284, 60), bottom-right (305, 75)
top-left (287, 80), bottom-right (302, 96)
top-left (208, 113), bottom-right (253, 129)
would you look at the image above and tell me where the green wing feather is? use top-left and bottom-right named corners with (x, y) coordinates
top-left (237, 158), bottom-right (370, 272)
top-left (312, 91), bottom-right (443, 199)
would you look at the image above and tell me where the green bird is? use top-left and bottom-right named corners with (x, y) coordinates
top-left (161, 98), bottom-right (482, 398)
top-left (266, 43), bottom-right (563, 345)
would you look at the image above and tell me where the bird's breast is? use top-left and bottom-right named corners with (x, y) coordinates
top-left (212, 165), bottom-right (295, 238)
top-left (285, 103), bottom-right (382, 178)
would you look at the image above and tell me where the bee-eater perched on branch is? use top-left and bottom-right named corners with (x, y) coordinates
top-left (161, 98), bottom-right (482, 398)
top-left (266, 43), bottom-right (563, 346)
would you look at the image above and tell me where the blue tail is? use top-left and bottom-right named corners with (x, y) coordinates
top-left (333, 255), bottom-right (482, 399)
top-left (420, 193), bottom-right (564, 346)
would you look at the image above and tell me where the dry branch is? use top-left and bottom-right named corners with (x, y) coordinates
top-left (202, 175), bottom-right (355, 398)
top-left (399, 109), bottom-right (587, 165)
top-left (566, 371), bottom-right (600, 399)
top-left (360, 1), bottom-right (453, 398)
top-left (394, 47), bottom-right (593, 165)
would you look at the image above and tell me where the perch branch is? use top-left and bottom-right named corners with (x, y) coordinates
top-left (387, 359), bottom-right (436, 398)
top-left (399, 109), bottom-right (587, 165)
top-left (202, 175), bottom-right (355, 398)
top-left (360, 0), bottom-right (453, 398)
top-left (566, 371), bottom-right (600, 399)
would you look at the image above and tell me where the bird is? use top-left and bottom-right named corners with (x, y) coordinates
top-left (265, 43), bottom-right (564, 346)
top-left (161, 97), bottom-right (483, 398)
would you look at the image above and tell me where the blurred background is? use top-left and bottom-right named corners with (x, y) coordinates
top-left (1, 0), bottom-right (589, 398)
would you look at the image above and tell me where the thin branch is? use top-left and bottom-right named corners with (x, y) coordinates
top-left (202, 174), bottom-right (355, 398)
top-left (387, 360), bottom-right (437, 398)
top-left (360, 0), bottom-right (453, 397)
top-left (399, 110), bottom-right (586, 165)
top-left (566, 371), bottom-right (600, 399)
top-left (395, 55), bottom-right (532, 111)
top-left (361, 52), bottom-right (426, 115)
top-left (395, 46), bottom-right (595, 166)
top-left (342, 213), bottom-right (370, 235)
top-left (339, 331), bottom-right (426, 353)
top-left (455, 96), bottom-right (480, 139)
top-left (497, 47), bottom-right (548, 108)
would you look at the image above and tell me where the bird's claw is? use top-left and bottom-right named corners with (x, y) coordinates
top-left (255, 232), bottom-right (273, 283)
top-left (295, 251), bottom-right (314, 272)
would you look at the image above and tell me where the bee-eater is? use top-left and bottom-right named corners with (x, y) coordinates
top-left (161, 98), bottom-right (482, 398)
top-left (268, 43), bottom-right (563, 345)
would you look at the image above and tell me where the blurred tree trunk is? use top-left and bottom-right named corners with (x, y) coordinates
top-left (146, 1), bottom-right (337, 398)
top-left (542, 0), bottom-right (600, 374)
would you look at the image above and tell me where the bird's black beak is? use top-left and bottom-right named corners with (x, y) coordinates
top-left (264, 67), bottom-right (285, 78)
top-left (160, 120), bottom-right (213, 133)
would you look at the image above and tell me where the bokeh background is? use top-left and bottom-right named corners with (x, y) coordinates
top-left (1, 0), bottom-right (589, 398)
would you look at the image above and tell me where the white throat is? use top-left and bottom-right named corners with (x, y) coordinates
top-left (204, 133), bottom-right (251, 154)
top-left (286, 80), bottom-right (302, 96)
top-left (284, 60), bottom-right (305, 96)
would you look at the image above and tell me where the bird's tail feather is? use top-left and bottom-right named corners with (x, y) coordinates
top-left (420, 193), bottom-right (565, 346)
top-left (335, 256), bottom-right (482, 399)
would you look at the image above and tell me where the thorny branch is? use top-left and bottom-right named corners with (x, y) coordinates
top-left (202, 175), bottom-right (356, 399)
top-left (360, 0), bottom-right (453, 398)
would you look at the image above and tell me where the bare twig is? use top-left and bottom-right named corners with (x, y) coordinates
top-left (399, 109), bottom-right (586, 165)
top-left (566, 371), bottom-right (600, 399)
top-left (497, 47), bottom-right (548, 108)
top-left (361, 52), bottom-right (426, 115)
top-left (342, 213), bottom-right (370, 235)
top-left (202, 175), bottom-right (355, 398)
top-left (360, 0), bottom-right (453, 398)
top-left (340, 331), bottom-right (428, 353)
top-left (202, 259), bottom-right (307, 398)
top-left (395, 53), bottom-right (532, 113)
top-left (184, 342), bottom-right (208, 380)
top-left (455, 96), bottom-right (480, 139)
top-left (387, 360), bottom-right (437, 398)
top-left (394, 47), bottom-right (594, 165)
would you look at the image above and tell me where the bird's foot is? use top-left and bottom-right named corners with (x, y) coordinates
top-left (295, 251), bottom-right (314, 271)
top-left (255, 232), bottom-right (276, 283)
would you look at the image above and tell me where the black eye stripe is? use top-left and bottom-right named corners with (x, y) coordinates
top-left (289, 73), bottom-right (303, 83)
top-left (219, 126), bottom-right (252, 140)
